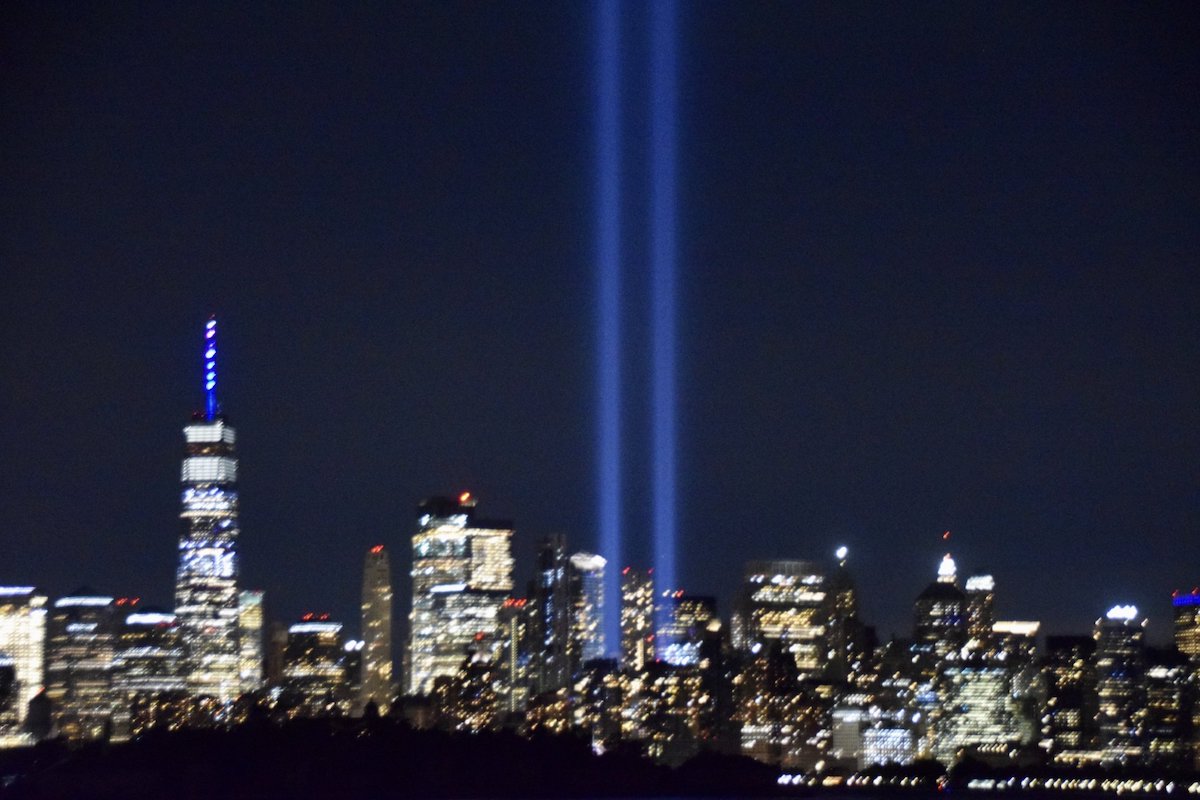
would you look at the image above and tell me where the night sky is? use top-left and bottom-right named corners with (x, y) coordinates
top-left (2, 2), bottom-right (1197, 645)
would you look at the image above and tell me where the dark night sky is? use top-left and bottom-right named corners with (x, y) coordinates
top-left (2, 2), bottom-right (1197, 645)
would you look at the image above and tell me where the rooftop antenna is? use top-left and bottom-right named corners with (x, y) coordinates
top-left (203, 316), bottom-right (218, 420)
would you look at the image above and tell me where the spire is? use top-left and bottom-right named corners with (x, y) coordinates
top-left (203, 316), bottom-right (218, 420)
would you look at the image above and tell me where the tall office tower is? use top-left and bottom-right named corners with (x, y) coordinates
top-left (529, 535), bottom-right (568, 693)
top-left (912, 554), bottom-right (967, 678)
top-left (826, 547), bottom-right (864, 683)
top-left (566, 552), bottom-right (606, 676)
top-left (284, 617), bottom-right (348, 716)
top-left (992, 620), bottom-right (1042, 746)
top-left (621, 567), bottom-right (654, 672)
top-left (735, 640), bottom-right (806, 768)
top-left (174, 316), bottom-right (241, 703)
top-left (932, 653), bottom-right (1021, 765)
top-left (360, 545), bottom-right (394, 713)
top-left (657, 592), bottom-right (716, 667)
top-left (407, 494), bottom-right (514, 696)
top-left (237, 590), bottom-right (264, 694)
top-left (45, 591), bottom-right (117, 742)
top-left (112, 609), bottom-right (187, 740)
top-left (496, 597), bottom-right (533, 715)
top-left (734, 560), bottom-right (829, 677)
top-left (1143, 646), bottom-right (1190, 769)
top-left (1094, 605), bottom-right (1146, 764)
top-left (1041, 635), bottom-right (1098, 763)
top-left (0, 587), bottom-right (48, 747)
top-left (1173, 590), bottom-right (1200, 660)
top-left (964, 574), bottom-right (996, 649)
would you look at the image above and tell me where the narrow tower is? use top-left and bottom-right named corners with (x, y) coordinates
top-left (174, 316), bottom-right (241, 703)
top-left (360, 545), bottom-right (394, 713)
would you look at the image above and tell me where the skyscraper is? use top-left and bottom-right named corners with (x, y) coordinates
top-left (1041, 634), bottom-right (1098, 762)
top-left (407, 494), bottom-right (513, 696)
top-left (0, 587), bottom-right (48, 747)
top-left (174, 316), bottom-right (241, 703)
top-left (530, 535), bottom-right (569, 693)
top-left (111, 608), bottom-right (187, 740)
top-left (45, 591), bottom-right (117, 742)
top-left (360, 545), bottom-right (394, 713)
top-left (1173, 590), bottom-right (1200, 660)
top-left (912, 554), bottom-right (967, 678)
top-left (567, 552), bottom-right (606, 676)
top-left (733, 560), bottom-right (829, 677)
top-left (1094, 604), bottom-right (1146, 764)
top-left (284, 617), bottom-right (348, 716)
top-left (620, 568), bottom-right (654, 672)
top-left (237, 590), bottom-right (264, 694)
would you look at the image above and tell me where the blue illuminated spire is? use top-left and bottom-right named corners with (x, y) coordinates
top-left (203, 316), bottom-right (218, 420)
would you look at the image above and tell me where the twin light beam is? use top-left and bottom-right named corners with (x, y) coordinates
top-left (596, 0), bottom-right (679, 654)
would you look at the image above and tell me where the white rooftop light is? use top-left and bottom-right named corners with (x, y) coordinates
top-left (1106, 604), bottom-right (1138, 621)
top-left (937, 553), bottom-right (957, 583)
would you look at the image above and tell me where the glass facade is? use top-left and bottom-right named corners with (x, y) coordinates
top-left (408, 495), bottom-right (513, 696)
top-left (360, 546), bottom-right (394, 712)
top-left (0, 587), bottom-right (48, 747)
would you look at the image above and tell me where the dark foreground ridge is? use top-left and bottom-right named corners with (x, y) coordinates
top-left (0, 717), bottom-right (779, 800)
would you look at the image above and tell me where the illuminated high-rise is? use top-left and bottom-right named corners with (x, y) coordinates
top-left (530, 535), bottom-right (569, 693)
top-left (620, 567), bottom-right (654, 672)
top-left (407, 494), bottom-right (513, 696)
top-left (567, 552), bottom-right (606, 676)
top-left (174, 316), bottom-right (241, 703)
top-left (45, 591), bottom-right (117, 742)
top-left (1093, 604), bottom-right (1146, 764)
top-left (284, 617), bottom-right (349, 716)
top-left (237, 590), bottom-right (264, 694)
top-left (733, 560), bottom-right (828, 677)
top-left (112, 609), bottom-right (187, 739)
top-left (1173, 590), bottom-right (1200, 660)
top-left (912, 554), bottom-right (967, 678)
top-left (0, 587), bottom-right (48, 747)
top-left (964, 574), bottom-right (996, 648)
top-left (1041, 634), bottom-right (1098, 762)
top-left (360, 545), bottom-right (394, 712)
top-left (657, 592), bottom-right (716, 667)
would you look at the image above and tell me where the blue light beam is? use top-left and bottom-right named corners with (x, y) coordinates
top-left (204, 316), bottom-right (218, 420)
top-left (595, 0), bottom-right (623, 656)
top-left (651, 0), bottom-right (678, 645)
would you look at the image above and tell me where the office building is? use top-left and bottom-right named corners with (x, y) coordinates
top-left (1094, 604), bottom-right (1146, 763)
top-left (360, 545), bottom-right (394, 713)
top-left (0, 587), bottom-right (48, 746)
top-left (567, 552), bottom-right (606, 675)
top-left (912, 554), bottom-right (967, 678)
top-left (965, 574), bottom-right (996, 648)
top-left (530, 535), bottom-right (568, 693)
top-left (933, 654), bottom-right (1021, 764)
top-left (174, 317), bottom-right (242, 703)
top-left (407, 494), bottom-right (513, 695)
top-left (1143, 646), bottom-right (1190, 769)
top-left (658, 592), bottom-right (716, 667)
top-left (45, 591), bottom-right (117, 742)
top-left (621, 567), bottom-right (654, 672)
top-left (1041, 634), bottom-right (1098, 761)
top-left (238, 590), bottom-right (264, 694)
top-left (734, 560), bottom-right (829, 677)
top-left (284, 617), bottom-right (348, 716)
top-left (1174, 590), bottom-right (1200, 660)
top-left (112, 609), bottom-right (187, 739)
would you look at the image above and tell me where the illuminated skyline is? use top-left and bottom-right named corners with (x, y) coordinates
top-left (1, 2), bottom-right (1196, 647)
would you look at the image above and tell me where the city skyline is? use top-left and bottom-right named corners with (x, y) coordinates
top-left (2, 2), bottom-right (1197, 648)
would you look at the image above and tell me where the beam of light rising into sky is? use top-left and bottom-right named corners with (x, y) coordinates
top-left (595, 0), bottom-right (622, 656)
top-left (650, 0), bottom-right (678, 645)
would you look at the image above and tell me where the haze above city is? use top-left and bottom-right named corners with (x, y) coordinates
top-left (1, 3), bottom-right (1197, 643)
